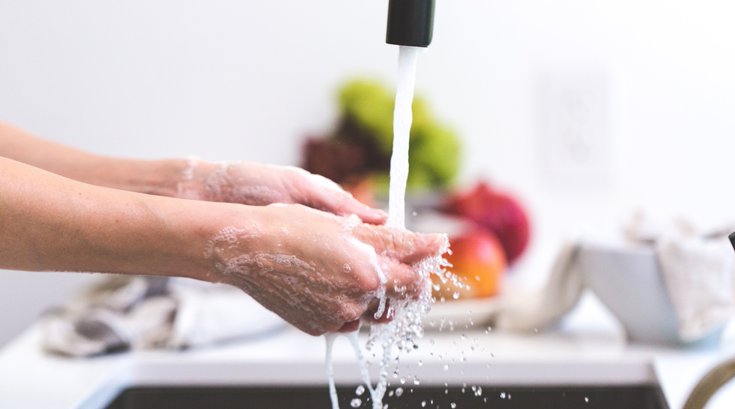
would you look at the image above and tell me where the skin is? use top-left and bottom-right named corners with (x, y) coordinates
top-left (0, 122), bottom-right (443, 335)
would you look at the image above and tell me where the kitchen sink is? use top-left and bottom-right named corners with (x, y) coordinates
top-left (104, 384), bottom-right (669, 409)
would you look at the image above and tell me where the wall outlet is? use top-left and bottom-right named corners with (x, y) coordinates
top-left (535, 70), bottom-right (612, 187)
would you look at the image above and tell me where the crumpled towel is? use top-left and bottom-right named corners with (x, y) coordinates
top-left (493, 211), bottom-right (735, 342)
top-left (493, 243), bottom-right (584, 332)
top-left (41, 276), bottom-right (286, 357)
top-left (625, 211), bottom-right (735, 342)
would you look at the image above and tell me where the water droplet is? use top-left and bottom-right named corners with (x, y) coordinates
top-left (413, 378), bottom-right (421, 386)
top-left (452, 292), bottom-right (460, 300)
top-left (350, 398), bottom-right (362, 408)
top-left (500, 392), bottom-right (507, 399)
top-left (418, 360), bottom-right (423, 367)
top-left (421, 400), bottom-right (427, 407)
top-left (450, 403), bottom-right (457, 408)
top-left (443, 364), bottom-right (449, 371)
top-left (355, 385), bottom-right (365, 396)
top-left (395, 387), bottom-right (404, 397)
top-left (584, 397), bottom-right (590, 403)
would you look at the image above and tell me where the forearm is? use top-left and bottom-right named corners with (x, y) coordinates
top-left (0, 156), bottom-right (236, 279)
top-left (0, 122), bottom-right (187, 196)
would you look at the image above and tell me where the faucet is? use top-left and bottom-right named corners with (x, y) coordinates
top-left (683, 357), bottom-right (735, 409)
top-left (386, 0), bottom-right (435, 47)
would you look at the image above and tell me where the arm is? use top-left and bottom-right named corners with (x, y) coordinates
top-left (0, 122), bottom-right (386, 223)
top-left (0, 155), bottom-right (217, 276)
top-left (0, 122), bottom-right (186, 196)
top-left (0, 156), bottom-right (443, 334)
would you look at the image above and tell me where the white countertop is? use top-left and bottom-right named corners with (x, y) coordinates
top-left (1, 294), bottom-right (735, 409)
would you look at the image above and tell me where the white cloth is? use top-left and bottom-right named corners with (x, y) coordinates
top-left (494, 243), bottom-right (584, 332)
top-left (41, 276), bottom-right (285, 357)
top-left (626, 212), bottom-right (735, 342)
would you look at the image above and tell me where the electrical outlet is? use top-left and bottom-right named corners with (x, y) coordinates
top-left (535, 70), bottom-right (612, 186)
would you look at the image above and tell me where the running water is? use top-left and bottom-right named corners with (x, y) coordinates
top-left (386, 46), bottom-right (420, 229)
top-left (325, 46), bottom-right (449, 409)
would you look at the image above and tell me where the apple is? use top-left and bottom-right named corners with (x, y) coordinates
top-left (433, 229), bottom-right (506, 300)
top-left (441, 181), bottom-right (530, 264)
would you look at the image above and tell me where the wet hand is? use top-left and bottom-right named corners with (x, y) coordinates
top-left (205, 204), bottom-right (445, 336)
top-left (177, 160), bottom-right (386, 224)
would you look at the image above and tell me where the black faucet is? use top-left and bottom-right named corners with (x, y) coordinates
top-left (386, 0), bottom-right (435, 47)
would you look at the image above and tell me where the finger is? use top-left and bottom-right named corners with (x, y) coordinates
top-left (338, 320), bottom-right (361, 333)
top-left (381, 258), bottom-right (423, 298)
top-left (336, 195), bottom-right (388, 225)
top-left (354, 225), bottom-right (447, 264)
top-left (365, 299), bottom-right (394, 323)
top-left (313, 186), bottom-right (387, 225)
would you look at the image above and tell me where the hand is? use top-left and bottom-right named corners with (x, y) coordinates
top-left (204, 204), bottom-right (445, 336)
top-left (177, 160), bottom-right (386, 224)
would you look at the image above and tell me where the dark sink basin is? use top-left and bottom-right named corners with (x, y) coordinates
top-left (104, 384), bottom-right (669, 409)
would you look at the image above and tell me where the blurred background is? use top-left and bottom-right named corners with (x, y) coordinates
top-left (1, 0), bottom-right (735, 346)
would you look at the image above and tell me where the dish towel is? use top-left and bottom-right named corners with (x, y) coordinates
top-left (625, 211), bottom-right (735, 342)
top-left (41, 276), bottom-right (286, 357)
top-left (493, 212), bottom-right (735, 341)
top-left (493, 243), bottom-right (584, 332)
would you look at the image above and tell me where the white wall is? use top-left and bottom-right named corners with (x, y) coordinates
top-left (1, 0), bottom-right (735, 345)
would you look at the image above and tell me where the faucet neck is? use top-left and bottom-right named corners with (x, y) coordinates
top-left (386, 0), bottom-right (435, 48)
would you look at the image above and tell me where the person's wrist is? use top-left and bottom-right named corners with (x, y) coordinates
top-left (195, 204), bottom-right (279, 285)
top-left (85, 156), bottom-right (190, 197)
top-left (146, 198), bottom-right (255, 282)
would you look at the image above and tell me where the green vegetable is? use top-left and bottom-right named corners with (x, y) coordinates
top-left (337, 78), bottom-right (461, 191)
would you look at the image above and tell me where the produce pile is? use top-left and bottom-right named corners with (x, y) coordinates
top-left (435, 181), bottom-right (531, 300)
top-left (301, 79), bottom-right (461, 193)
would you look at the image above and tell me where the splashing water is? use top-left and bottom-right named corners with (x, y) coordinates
top-left (325, 46), bottom-right (450, 409)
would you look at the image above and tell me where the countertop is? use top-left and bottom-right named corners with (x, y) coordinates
top-left (1, 294), bottom-right (735, 409)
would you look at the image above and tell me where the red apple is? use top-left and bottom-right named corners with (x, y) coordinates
top-left (441, 181), bottom-right (530, 264)
top-left (434, 229), bottom-right (506, 300)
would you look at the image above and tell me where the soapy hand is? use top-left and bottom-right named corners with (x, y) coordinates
top-left (205, 204), bottom-right (445, 336)
top-left (177, 160), bottom-right (386, 224)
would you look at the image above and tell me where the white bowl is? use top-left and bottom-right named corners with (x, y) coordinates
top-left (577, 243), bottom-right (724, 347)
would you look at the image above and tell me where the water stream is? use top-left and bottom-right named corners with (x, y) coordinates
top-left (325, 45), bottom-right (426, 409)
